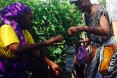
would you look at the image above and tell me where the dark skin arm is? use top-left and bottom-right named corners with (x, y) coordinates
top-left (8, 36), bottom-right (63, 55)
top-left (7, 36), bottom-right (63, 76)
top-left (45, 57), bottom-right (63, 76)
top-left (34, 50), bottom-right (63, 76)
top-left (68, 14), bottom-right (111, 36)
top-left (8, 36), bottom-right (63, 75)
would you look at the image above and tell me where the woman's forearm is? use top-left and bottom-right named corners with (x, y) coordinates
top-left (8, 41), bottom-right (50, 55)
top-left (76, 26), bottom-right (110, 36)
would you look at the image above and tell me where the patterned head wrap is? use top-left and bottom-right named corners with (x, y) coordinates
top-left (0, 2), bottom-right (31, 45)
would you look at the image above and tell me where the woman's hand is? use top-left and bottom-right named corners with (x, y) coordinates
top-left (68, 26), bottom-right (83, 35)
top-left (51, 63), bottom-right (63, 76)
top-left (68, 27), bottom-right (78, 35)
top-left (46, 36), bottom-right (63, 45)
top-left (45, 57), bottom-right (63, 76)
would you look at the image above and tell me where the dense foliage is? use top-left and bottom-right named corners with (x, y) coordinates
top-left (0, 0), bottom-right (83, 77)
top-left (30, 0), bottom-right (83, 62)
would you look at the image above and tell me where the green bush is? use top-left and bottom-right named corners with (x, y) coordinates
top-left (28, 0), bottom-right (83, 63)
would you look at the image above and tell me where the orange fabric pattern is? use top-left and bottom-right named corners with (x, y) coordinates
top-left (87, 44), bottom-right (116, 75)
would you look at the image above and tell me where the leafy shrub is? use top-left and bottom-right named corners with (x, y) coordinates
top-left (28, 0), bottom-right (83, 64)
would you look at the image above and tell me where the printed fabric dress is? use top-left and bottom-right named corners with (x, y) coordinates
top-left (83, 4), bottom-right (117, 78)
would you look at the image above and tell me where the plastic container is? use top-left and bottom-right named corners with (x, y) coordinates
top-left (66, 46), bottom-right (75, 72)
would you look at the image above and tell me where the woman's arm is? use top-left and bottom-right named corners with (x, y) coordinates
top-left (8, 36), bottom-right (63, 55)
top-left (68, 15), bottom-right (110, 36)
top-left (45, 57), bottom-right (63, 76)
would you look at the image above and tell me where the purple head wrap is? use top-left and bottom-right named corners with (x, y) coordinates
top-left (0, 2), bottom-right (31, 45)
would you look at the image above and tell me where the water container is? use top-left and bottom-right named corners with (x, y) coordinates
top-left (66, 46), bottom-right (75, 72)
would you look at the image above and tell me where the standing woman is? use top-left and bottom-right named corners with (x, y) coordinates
top-left (0, 2), bottom-right (63, 78)
top-left (69, 0), bottom-right (117, 77)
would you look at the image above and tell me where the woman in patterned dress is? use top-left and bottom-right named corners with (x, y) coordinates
top-left (69, 0), bottom-right (117, 77)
